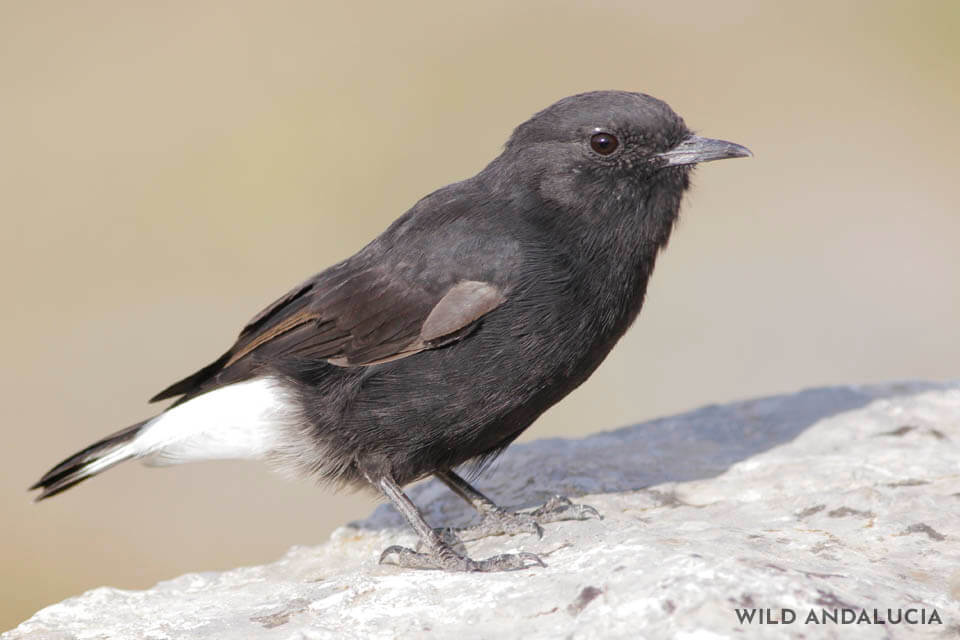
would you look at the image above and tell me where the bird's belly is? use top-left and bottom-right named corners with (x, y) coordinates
top-left (322, 309), bottom-right (620, 485)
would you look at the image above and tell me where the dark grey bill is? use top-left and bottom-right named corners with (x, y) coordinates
top-left (656, 135), bottom-right (752, 167)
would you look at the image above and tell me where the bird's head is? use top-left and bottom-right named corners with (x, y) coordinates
top-left (490, 90), bottom-right (750, 216)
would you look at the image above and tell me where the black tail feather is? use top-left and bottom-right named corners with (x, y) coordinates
top-left (149, 352), bottom-right (231, 403)
top-left (31, 421), bottom-right (147, 501)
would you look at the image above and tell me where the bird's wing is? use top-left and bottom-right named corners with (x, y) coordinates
top-left (150, 269), bottom-right (505, 403)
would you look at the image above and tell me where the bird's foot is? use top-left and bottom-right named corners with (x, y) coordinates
top-left (379, 543), bottom-right (545, 572)
top-left (529, 494), bottom-right (601, 524)
top-left (443, 495), bottom-right (602, 543)
top-left (458, 509), bottom-right (544, 542)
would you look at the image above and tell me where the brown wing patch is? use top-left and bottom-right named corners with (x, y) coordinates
top-left (240, 280), bottom-right (315, 339)
top-left (152, 273), bottom-right (505, 401)
top-left (225, 310), bottom-right (321, 367)
top-left (421, 281), bottom-right (506, 344)
top-left (328, 280), bottom-right (505, 367)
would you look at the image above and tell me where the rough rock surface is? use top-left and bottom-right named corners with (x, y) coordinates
top-left (6, 382), bottom-right (960, 639)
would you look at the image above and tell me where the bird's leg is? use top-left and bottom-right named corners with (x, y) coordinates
top-left (434, 470), bottom-right (601, 543)
top-left (373, 473), bottom-right (545, 572)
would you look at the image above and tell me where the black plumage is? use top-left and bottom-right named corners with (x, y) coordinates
top-left (32, 90), bottom-right (750, 571)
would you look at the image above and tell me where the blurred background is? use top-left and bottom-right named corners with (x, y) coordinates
top-left (2, 0), bottom-right (958, 630)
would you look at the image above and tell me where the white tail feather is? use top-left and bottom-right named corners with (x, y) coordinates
top-left (131, 377), bottom-right (296, 466)
top-left (82, 446), bottom-right (137, 476)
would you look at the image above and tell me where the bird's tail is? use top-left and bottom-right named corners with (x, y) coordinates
top-left (30, 420), bottom-right (149, 501)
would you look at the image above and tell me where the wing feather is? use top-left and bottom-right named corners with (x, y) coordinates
top-left (150, 269), bottom-right (505, 403)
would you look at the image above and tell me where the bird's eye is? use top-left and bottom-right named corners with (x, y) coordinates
top-left (590, 132), bottom-right (619, 156)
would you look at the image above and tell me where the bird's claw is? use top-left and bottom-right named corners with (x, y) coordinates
top-left (471, 510), bottom-right (544, 540)
top-left (437, 495), bottom-right (600, 544)
top-left (529, 495), bottom-right (603, 523)
top-left (379, 544), bottom-right (545, 572)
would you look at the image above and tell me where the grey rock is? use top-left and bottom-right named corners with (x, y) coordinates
top-left (7, 382), bottom-right (960, 639)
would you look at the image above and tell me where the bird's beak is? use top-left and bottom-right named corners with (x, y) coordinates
top-left (655, 135), bottom-right (752, 167)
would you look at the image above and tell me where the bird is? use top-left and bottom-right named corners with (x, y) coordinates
top-left (31, 90), bottom-right (751, 571)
